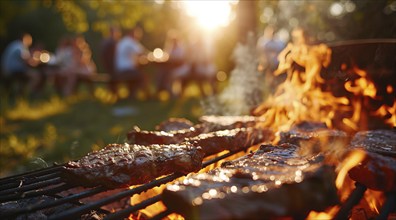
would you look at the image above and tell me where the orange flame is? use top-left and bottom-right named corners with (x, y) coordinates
top-left (129, 28), bottom-right (392, 218)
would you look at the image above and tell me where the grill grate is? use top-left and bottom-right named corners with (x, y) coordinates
top-left (1, 149), bottom-right (395, 220)
top-left (0, 150), bottom-right (239, 220)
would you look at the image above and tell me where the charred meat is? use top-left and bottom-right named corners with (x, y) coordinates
top-left (348, 129), bottom-right (396, 191)
top-left (162, 144), bottom-right (338, 220)
top-left (279, 121), bottom-right (349, 154)
top-left (63, 143), bottom-right (204, 188)
top-left (350, 129), bottom-right (396, 157)
top-left (348, 150), bottom-right (396, 192)
top-left (155, 118), bottom-right (195, 132)
top-left (186, 127), bottom-right (274, 156)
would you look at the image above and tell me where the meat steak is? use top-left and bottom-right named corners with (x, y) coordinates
top-left (186, 127), bottom-right (274, 156)
top-left (63, 143), bottom-right (204, 188)
top-left (162, 144), bottom-right (338, 219)
top-left (348, 129), bottom-right (396, 191)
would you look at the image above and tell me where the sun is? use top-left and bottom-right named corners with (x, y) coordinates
top-left (182, 1), bottom-right (236, 31)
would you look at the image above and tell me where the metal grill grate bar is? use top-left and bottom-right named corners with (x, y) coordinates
top-left (334, 182), bottom-right (367, 220)
top-left (0, 166), bottom-right (62, 185)
top-left (48, 150), bottom-right (240, 220)
top-left (104, 195), bottom-right (161, 220)
top-left (0, 172), bottom-right (61, 191)
top-left (2, 186), bottom-right (107, 219)
top-left (150, 209), bottom-right (173, 220)
top-left (376, 192), bottom-right (396, 220)
top-left (0, 177), bottom-right (63, 197)
top-left (0, 183), bottom-right (70, 203)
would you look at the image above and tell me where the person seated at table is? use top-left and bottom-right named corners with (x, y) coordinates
top-left (1, 33), bottom-right (41, 97)
top-left (115, 27), bottom-right (150, 99)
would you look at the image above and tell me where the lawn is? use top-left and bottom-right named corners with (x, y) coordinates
top-left (0, 87), bottom-right (204, 177)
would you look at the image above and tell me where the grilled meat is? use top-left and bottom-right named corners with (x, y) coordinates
top-left (199, 115), bottom-right (266, 131)
top-left (348, 150), bottom-right (396, 192)
top-left (279, 121), bottom-right (349, 154)
top-left (350, 129), bottom-right (396, 157)
top-left (63, 143), bottom-right (204, 188)
top-left (127, 126), bottom-right (204, 145)
top-left (128, 116), bottom-right (267, 146)
top-left (186, 127), bottom-right (274, 156)
top-left (348, 129), bottom-right (396, 191)
top-left (162, 144), bottom-right (339, 220)
top-left (155, 118), bottom-right (195, 132)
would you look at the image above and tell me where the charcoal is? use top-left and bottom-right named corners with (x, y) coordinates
top-left (162, 143), bottom-right (339, 220)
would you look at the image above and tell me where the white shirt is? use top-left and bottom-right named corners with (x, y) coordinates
top-left (115, 36), bottom-right (143, 72)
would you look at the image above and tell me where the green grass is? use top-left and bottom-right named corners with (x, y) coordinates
top-left (0, 88), bottom-right (204, 177)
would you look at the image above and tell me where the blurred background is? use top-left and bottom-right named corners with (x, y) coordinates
top-left (0, 0), bottom-right (395, 177)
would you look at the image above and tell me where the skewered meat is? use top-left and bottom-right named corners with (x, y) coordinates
top-left (279, 121), bottom-right (349, 154)
top-left (350, 129), bottom-right (396, 157)
top-left (348, 129), bottom-right (396, 191)
top-left (162, 144), bottom-right (339, 219)
top-left (63, 143), bottom-right (204, 188)
top-left (186, 127), bottom-right (274, 156)
top-left (155, 118), bottom-right (195, 132)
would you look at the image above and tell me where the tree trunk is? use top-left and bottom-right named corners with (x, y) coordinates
top-left (236, 1), bottom-right (257, 43)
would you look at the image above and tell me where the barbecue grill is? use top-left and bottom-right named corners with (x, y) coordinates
top-left (1, 147), bottom-right (395, 220)
top-left (1, 41), bottom-right (395, 220)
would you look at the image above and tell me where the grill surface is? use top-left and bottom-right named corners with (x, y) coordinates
top-left (0, 150), bottom-right (239, 219)
top-left (1, 147), bottom-right (395, 220)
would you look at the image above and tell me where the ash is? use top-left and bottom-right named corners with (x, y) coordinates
top-left (202, 33), bottom-right (264, 115)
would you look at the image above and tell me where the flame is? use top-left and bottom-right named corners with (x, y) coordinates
top-left (128, 28), bottom-right (393, 218)
top-left (253, 28), bottom-right (392, 219)
top-left (307, 206), bottom-right (339, 220)
top-left (335, 149), bottom-right (366, 190)
top-left (253, 31), bottom-right (350, 132)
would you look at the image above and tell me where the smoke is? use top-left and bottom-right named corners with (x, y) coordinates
top-left (202, 33), bottom-right (265, 116)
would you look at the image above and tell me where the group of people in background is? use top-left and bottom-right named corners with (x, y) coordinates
top-left (1, 33), bottom-right (41, 96)
top-left (54, 35), bottom-right (97, 96)
top-left (1, 33), bottom-right (97, 97)
top-left (101, 26), bottom-right (218, 100)
top-left (1, 25), bottom-right (286, 100)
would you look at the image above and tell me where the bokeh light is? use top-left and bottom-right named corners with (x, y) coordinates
top-left (182, 1), bottom-right (235, 30)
